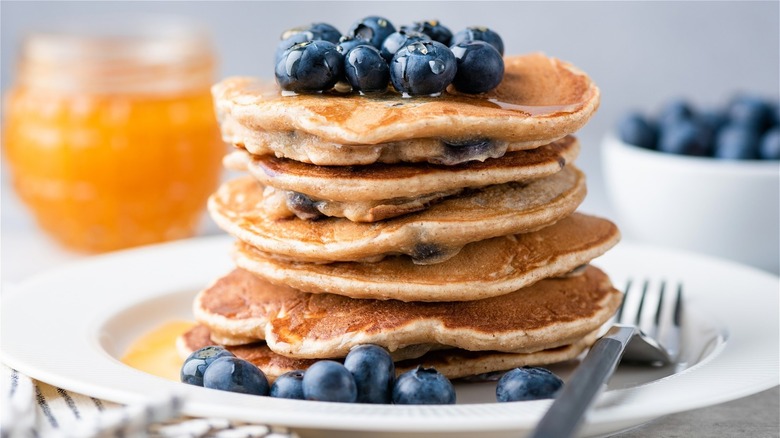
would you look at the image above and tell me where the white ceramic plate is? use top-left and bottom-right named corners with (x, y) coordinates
top-left (2, 236), bottom-right (778, 437)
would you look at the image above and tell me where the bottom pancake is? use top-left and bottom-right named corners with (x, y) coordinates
top-left (178, 324), bottom-right (599, 382)
top-left (193, 265), bottom-right (622, 359)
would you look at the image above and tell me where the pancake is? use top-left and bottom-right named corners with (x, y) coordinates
top-left (193, 266), bottom-right (621, 359)
top-left (208, 164), bottom-right (586, 264)
top-left (233, 213), bottom-right (619, 302)
top-left (222, 120), bottom-right (557, 166)
top-left (178, 324), bottom-right (599, 381)
top-left (212, 53), bottom-right (600, 159)
top-left (224, 136), bottom-right (579, 222)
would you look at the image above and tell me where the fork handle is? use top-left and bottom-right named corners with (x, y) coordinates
top-left (529, 326), bottom-right (635, 438)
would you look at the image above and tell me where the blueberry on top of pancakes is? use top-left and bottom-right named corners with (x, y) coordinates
top-left (390, 40), bottom-right (457, 97)
top-left (275, 40), bottom-right (344, 93)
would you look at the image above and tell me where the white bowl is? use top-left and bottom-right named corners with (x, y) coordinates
top-left (602, 134), bottom-right (780, 274)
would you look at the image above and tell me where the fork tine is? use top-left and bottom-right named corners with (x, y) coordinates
top-left (615, 278), bottom-right (632, 323)
top-left (649, 280), bottom-right (666, 340)
top-left (662, 283), bottom-right (684, 362)
top-left (633, 279), bottom-right (650, 326)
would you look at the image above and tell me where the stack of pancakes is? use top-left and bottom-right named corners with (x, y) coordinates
top-left (179, 52), bottom-right (623, 382)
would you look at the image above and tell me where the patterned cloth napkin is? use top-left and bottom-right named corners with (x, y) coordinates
top-left (1, 364), bottom-right (298, 438)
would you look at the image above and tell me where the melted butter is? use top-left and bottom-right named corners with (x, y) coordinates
top-left (120, 320), bottom-right (194, 382)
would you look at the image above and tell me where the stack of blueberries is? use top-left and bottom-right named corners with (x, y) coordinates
top-left (181, 343), bottom-right (564, 405)
top-left (618, 96), bottom-right (780, 160)
top-left (274, 17), bottom-right (506, 96)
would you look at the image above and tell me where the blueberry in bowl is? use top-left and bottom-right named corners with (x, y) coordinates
top-left (450, 40), bottom-right (504, 94)
top-left (379, 30), bottom-right (430, 62)
top-left (348, 16), bottom-right (396, 49)
top-left (344, 45), bottom-right (390, 94)
top-left (495, 367), bottom-right (563, 402)
top-left (451, 26), bottom-right (504, 56)
top-left (390, 40), bottom-right (457, 97)
top-left (401, 20), bottom-right (453, 45)
top-left (392, 366), bottom-right (456, 405)
top-left (275, 40), bottom-right (344, 93)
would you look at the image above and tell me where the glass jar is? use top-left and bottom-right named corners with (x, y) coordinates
top-left (3, 19), bottom-right (226, 252)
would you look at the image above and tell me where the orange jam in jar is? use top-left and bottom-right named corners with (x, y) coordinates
top-left (3, 20), bottom-right (226, 252)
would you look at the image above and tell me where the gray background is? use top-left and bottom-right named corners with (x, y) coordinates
top-left (1, 0), bottom-right (778, 251)
top-left (2, 1), bottom-right (778, 216)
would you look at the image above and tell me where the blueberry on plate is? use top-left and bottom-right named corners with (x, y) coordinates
top-left (379, 30), bottom-right (430, 62)
top-left (617, 112), bottom-right (657, 150)
top-left (281, 22), bottom-right (341, 44)
top-left (390, 41), bottom-right (457, 97)
top-left (344, 345), bottom-right (395, 404)
top-left (658, 119), bottom-right (710, 156)
top-left (727, 95), bottom-right (773, 131)
top-left (344, 45), bottom-right (390, 94)
top-left (715, 124), bottom-right (761, 159)
top-left (181, 345), bottom-right (235, 386)
top-left (450, 26), bottom-right (504, 56)
top-left (302, 360), bottom-right (358, 403)
top-left (270, 370), bottom-right (306, 400)
top-left (202, 356), bottom-right (270, 396)
top-left (759, 127), bottom-right (780, 159)
top-left (401, 20), bottom-right (453, 45)
top-left (348, 16), bottom-right (396, 49)
top-left (450, 40), bottom-right (504, 94)
top-left (496, 367), bottom-right (563, 402)
top-left (275, 41), bottom-right (344, 93)
top-left (392, 366), bottom-right (456, 405)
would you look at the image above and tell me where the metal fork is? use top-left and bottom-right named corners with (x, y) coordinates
top-left (529, 279), bottom-right (683, 438)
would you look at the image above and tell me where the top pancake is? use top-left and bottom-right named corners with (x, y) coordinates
top-left (212, 53), bottom-right (600, 146)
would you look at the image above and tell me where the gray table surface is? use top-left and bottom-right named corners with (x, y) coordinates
top-left (615, 386), bottom-right (779, 437)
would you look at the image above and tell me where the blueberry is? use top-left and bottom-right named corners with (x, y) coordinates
top-left (275, 33), bottom-right (312, 65)
top-left (770, 102), bottom-right (780, 127)
top-left (270, 370), bottom-right (306, 400)
top-left (344, 45), bottom-right (390, 94)
top-left (302, 360), bottom-right (357, 403)
top-left (181, 345), bottom-right (235, 386)
top-left (392, 366), bottom-right (456, 405)
top-left (202, 356), bottom-right (270, 396)
top-left (344, 345), bottom-right (395, 404)
top-left (715, 124), bottom-right (761, 159)
top-left (759, 127), bottom-right (780, 159)
top-left (348, 16), bottom-right (396, 49)
top-left (380, 30), bottom-right (430, 62)
top-left (496, 367), bottom-right (563, 402)
top-left (390, 41), bottom-right (457, 97)
top-left (401, 20), bottom-right (453, 45)
top-left (281, 23), bottom-right (341, 44)
top-left (450, 41), bottom-right (504, 94)
top-left (727, 95), bottom-right (773, 131)
top-left (658, 119), bottom-right (710, 156)
top-left (657, 98), bottom-right (694, 127)
top-left (451, 26), bottom-right (504, 56)
top-left (336, 35), bottom-right (371, 55)
top-left (275, 41), bottom-right (344, 93)
top-left (617, 112), bottom-right (658, 150)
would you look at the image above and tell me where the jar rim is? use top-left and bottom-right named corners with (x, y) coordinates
top-left (21, 15), bottom-right (213, 65)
